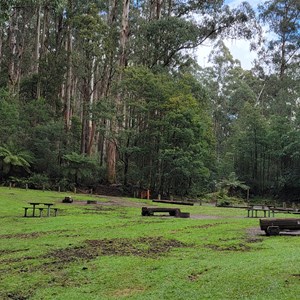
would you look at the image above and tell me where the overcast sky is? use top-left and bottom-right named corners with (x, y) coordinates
top-left (196, 0), bottom-right (262, 70)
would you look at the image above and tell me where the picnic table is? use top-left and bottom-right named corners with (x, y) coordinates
top-left (24, 202), bottom-right (57, 217)
top-left (246, 205), bottom-right (275, 218)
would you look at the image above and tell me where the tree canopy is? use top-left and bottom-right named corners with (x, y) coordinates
top-left (0, 0), bottom-right (299, 201)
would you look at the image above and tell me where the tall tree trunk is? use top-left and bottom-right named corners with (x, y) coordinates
top-left (119, 0), bottom-right (130, 67)
top-left (107, 133), bottom-right (117, 183)
top-left (156, 0), bottom-right (163, 19)
top-left (86, 56), bottom-right (96, 155)
top-left (0, 27), bottom-right (3, 73)
top-left (35, 5), bottom-right (42, 98)
top-left (36, 4), bottom-right (49, 99)
top-left (64, 23), bottom-right (73, 130)
top-left (8, 8), bottom-right (18, 94)
top-left (106, 0), bottom-right (130, 184)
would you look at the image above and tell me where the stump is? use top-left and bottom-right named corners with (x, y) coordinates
top-left (62, 196), bottom-right (73, 203)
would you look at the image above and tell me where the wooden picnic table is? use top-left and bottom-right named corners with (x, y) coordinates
top-left (246, 205), bottom-right (275, 218)
top-left (25, 202), bottom-right (55, 217)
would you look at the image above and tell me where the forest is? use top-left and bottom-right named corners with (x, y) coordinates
top-left (0, 0), bottom-right (299, 201)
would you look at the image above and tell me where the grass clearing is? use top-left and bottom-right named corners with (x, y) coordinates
top-left (0, 187), bottom-right (299, 299)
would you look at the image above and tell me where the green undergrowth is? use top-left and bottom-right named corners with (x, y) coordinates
top-left (0, 187), bottom-right (299, 300)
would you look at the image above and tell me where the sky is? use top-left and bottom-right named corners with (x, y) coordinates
top-left (196, 0), bottom-right (262, 70)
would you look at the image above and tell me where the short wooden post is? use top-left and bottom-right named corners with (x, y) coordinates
top-left (147, 189), bottom-right (150, 200)
top-left (246, 188), bottom-right (249, 204)
top-left (158, 194), bottom-right (161, 200)
top-left (9, 182), bottom-right (12, 189)
top-left (74, 187), bottom-right (77, 194)
top-left (42, 184), bottom-right (45, 192)
top-left (58, 186), bottom-right (61, 192)
top-left (283, 202), bottom-right (286, 209)
top-left (25, 184), bottom-right (28, 191)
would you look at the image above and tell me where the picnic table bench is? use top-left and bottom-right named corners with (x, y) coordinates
top-left (260, 218), bottom-right (300, 235)
top-left (141, 207), bottom-right (190, 218)
top-left (23, 202), bottom-right (58, 217)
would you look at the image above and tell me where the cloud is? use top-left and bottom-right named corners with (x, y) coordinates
top-left (196, 39), bottom-right (256, 70)
top-left (224, 39), bottom-right (257, 69)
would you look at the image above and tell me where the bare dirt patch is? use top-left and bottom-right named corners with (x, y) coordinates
top-left (83, 206), bottom-right (116, 214)
top-left (205, 243), bottom-right (251, 252)
top-left (72, 196), bottom-right (151, 208)
top-left (4, 291), bottom-right (33, 300)
top-left (47, 236), bottom-right (188, 263)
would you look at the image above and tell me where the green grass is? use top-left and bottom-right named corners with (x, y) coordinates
top-left (0, 187), bottom-right (299, 300)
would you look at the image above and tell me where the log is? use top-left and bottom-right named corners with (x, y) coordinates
top-left (141, 207), bottom-right (190, 218)
top-left (260, 218), bottom-right (300, 234)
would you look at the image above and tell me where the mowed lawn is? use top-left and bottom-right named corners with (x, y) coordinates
top-left (0, 187), bottom-right (299, 300)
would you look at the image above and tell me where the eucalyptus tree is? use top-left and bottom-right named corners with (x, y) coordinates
top-left (231, 102), bottom-right (269, 194)
top-left (130, 0), bottom-right (259, 70)
top-left (117, 66), bottom-right (215, 195)
top-left (243, 0), bottom-right (300, 196)
top-left (258, 0), bottom-right (300, 78)
top-left (197, 41), bottom-right (258, 182)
